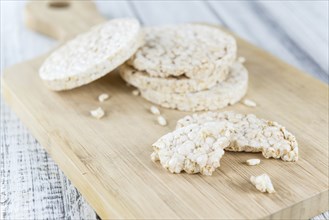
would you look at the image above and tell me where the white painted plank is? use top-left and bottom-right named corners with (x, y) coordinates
top-left (259, 1), bottom-right (329, 77)
top-left (95, 1), bottom-right (135, 19)
top-left (207, 1), bottom-right (328, 82)
top-left (0, 99), bottom-right (96, 219)
top-left (206, 1), bottom-right (305, 68)
top-left (128, 0), bottom-right (220, 25)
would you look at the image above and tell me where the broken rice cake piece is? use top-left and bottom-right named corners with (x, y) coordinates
top-left (246, 158), bottom-right (261, 166)
top-left (250, 173), bottom-right (275, 193)
top-left (151, 122), bottom-right (233, 175)
top-left (98, 93), bottom-right (110, 102)
top-left (176, 111), bottom-right (298, 161)
top-left (157, 115), bottom-right (167, 126)
top-left (90, 107), bottom-right (105, 119)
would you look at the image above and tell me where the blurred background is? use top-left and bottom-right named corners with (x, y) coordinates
top-left (1, 1), bottom-right (328, 219)
top-left (2, 1), bottom-right (328, 82)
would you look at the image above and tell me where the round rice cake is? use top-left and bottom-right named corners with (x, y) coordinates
top-left (128, 24), bottom-right (237, 80)
top-left (151, 122), bottom-right (234, 175)
top-left (176, 111), bottom-right (298, 162)
top-left (119, 63), bottom-right (229, 93)
top-left (39, 18), bottom-right (143, 91)
top-left (140, 61), bottom-right (248, 111)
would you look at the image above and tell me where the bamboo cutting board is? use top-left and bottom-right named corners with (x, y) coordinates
top-left (2, 1), bottom-right (328, 219)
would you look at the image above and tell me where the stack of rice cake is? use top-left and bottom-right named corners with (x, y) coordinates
top-left (39, 19), bottom-right (248, 112)
top-left (120, 24), bottom-right (248, 112)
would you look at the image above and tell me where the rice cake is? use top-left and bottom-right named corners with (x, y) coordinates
top-left (129, 24), bottom-right (236, 80)
top-left (39, 18), bottom-right (143, 91)
top-left (119, 63), bottom-right (229, 93)
top-left (140, 62), bottom-right (248, 111)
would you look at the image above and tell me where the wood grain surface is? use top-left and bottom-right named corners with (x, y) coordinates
top-left (1, 0), bottom-right (328, 219)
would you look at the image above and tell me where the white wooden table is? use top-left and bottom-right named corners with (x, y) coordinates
top-left (1, 1), bottom-right (328, 219)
